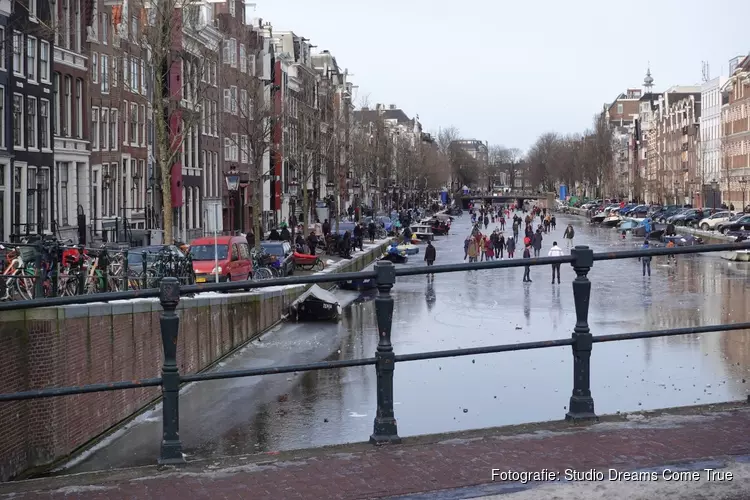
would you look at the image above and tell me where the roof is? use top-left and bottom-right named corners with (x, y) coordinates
top-left (353, 108), bottom-right (414, 126)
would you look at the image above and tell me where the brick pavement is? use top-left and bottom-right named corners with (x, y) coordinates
top-left (0, 403), bottom-right (748, 500)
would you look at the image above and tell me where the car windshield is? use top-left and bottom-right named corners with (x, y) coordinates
top-left (190, 244), bottom-right (229, 261)
top-left (261, 243), bottom-right (284, 256)
top-left (730, 213), bottom-right (746, 221)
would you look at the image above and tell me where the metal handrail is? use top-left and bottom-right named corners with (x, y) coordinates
top-left (1, 242), bottom-right (750, 470)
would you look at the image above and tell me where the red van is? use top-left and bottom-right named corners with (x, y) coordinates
top-left (189, 236), bottom-right (253, 283)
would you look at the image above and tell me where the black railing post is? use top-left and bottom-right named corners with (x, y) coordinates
top-left (566, 245), bottom-right (597, 421)
top-left (158, 276), bottom-right (185, 464)
top-left (77, 244), bottom-right (85, 295)
top-left (34, 240), bottom-right (43, 299)
top-left (142, 251), bottom-right (148, 289)
top-left (370, 260), bottom-right (401, 445)
top-left (123, 249), bottom-right (129, 291)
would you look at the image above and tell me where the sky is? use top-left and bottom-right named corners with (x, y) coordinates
top-left (253, 0), bottom-right (750, 152)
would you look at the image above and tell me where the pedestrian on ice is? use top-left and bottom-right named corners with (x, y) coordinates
top-left (496, 232), bottom-right (505, 259)
top-left (467, 237), bottom-right (479, 263)
top-left (550, 215), bottom-right (556, 230)
top-left (464, 236), bottom-right (471, 260)
top-left (548, 241), bottom-right (564, 284)
top-left (483, 215), bottom-right (489, 230)
top-left (485, 239), bottom-right (495, 260)
top-left (522, 241), bottom-right (532, 282)
top-left (638, 239), bottom-right (652, 277)
top-left (532, 228), bottom-right (543, 257)
top-left (424, 240), bottom-right (436, 267)
top-left (563, 224), bottom-right (575, 250)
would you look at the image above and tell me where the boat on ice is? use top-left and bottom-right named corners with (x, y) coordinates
top-left (290, 285), bottom-right (341, 321)
top-left (397, 243), bottom-right (420, 255)
top-left (337, 277), bottom-right (377, 291)
top-left (721, 250), bottom-right (750, 262)
top-left (410, 224), bottom-right (434, 241)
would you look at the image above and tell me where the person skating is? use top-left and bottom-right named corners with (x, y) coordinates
top-left (638, 239), bottom-right (652, 277)
top-left (506, 235), bottom-right (516, 258)
top-left (424, 240), bottom-right (436, 273)
top-left (467, 237), bottom-right (479, 263)
top-left (548, 241), bottom-right (564, 284)
top-left (563, 224), bottom-right (575, 250)
top-left (496, 232), bottom-right (505, 259)
top-left (532, 228), bottom-right (543, 257)
top-left (522, 241), bottom-right (532, 282)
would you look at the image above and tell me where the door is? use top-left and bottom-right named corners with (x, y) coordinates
top-left (229, 243), bottom-right (241, 280)
top-left (238, 243), bottom-right (251, 279)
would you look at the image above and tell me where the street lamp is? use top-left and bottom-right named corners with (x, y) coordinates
top-left (225, 165), bottom-right (240, 232)
top-left (673, 180), bottom-right (679, 205)
top-left (739, 176), bottom-right (748, 212)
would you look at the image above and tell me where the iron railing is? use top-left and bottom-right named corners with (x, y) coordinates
top-left (1, 242), bottom-right (750, 465)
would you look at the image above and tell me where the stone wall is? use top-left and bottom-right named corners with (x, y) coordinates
top-left (0, 241), bottom-right (388, 481)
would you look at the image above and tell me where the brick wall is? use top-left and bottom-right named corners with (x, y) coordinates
top-left (0, 241), bottom-right (388, 481)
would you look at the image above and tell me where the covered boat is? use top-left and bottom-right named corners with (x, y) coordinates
top-left (382, 252), bottom-right (408, 264)
top-left (338, 277), bottom-right (377, 291)
top-left (721, 250), bottom-right (750, 262)
top-left (617, 220), bottom-right (639, 231)
top-left (661, 234), bottom-right (703, 246)
top-left (290, 285), bottom-right (341, 321)
top-left (410, 224), bottom-right (434, 241)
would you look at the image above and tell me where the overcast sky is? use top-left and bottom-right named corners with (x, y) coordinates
top-left (253, 0), bottom-right (750, 152)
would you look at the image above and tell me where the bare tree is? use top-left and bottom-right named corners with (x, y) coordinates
top-left (436, 126), bottom-right (461, 192)
top-left (527, 132), bottom-right (559, 191)
top-left (136, 0), bottom-right (217, 243)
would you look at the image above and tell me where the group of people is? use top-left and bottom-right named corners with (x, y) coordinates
top-left (463, 203), bottom-right (576, 284)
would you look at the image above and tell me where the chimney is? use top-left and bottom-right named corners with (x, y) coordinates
top-left (375, 103), bottom-right (383, 111)
top-left (389, 104), bottom-right (397, 110)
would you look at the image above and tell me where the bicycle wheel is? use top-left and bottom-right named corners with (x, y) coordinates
top-left (15, 272), bottom-right (35, 300)
top-left (313, 259), bottom-right (325, 271)
top-left (253, 267), bottom-right (274, 280)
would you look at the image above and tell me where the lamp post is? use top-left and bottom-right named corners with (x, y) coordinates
top-left (739, 176), bottom-right (748, 212)
top-left (352, 181), bottom-right (361, 221)
top-left (710, 180), bottom-right (719, 211)
top-left (225, 165), bottom-right (240, 233)
top-left (289, 178), bottom-right (299, 242)
top-left (673, 180), bottom-right (679, 205)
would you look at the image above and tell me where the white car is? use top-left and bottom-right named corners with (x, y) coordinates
top-left (698, 210), bottom-right (733, 231)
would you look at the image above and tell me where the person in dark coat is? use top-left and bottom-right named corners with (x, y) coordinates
top-left (368, 220), bottom-right (376, 243)
top-left (322, 219), bottom-right (331, 239)
top-left (424, 240), bottom-right (436, 266)
top-left (340, 231), bottom-right (352, 259)
top-left (307, 232), bottom-right (318, 256)
top-left (279, 225), bottom-right (291, 241)
top-left (353, 223), bottom-right (364, 251)
top-left (532, 228), bottom-right (543, 257)
top-left (269, 228), bottom-right (281, 241)
top-left (496, 232), bottom-right (505, 259)
top-left (506, 235), bottom-right (516, 258)
top-left (246, 230), bottom-right (255, 248)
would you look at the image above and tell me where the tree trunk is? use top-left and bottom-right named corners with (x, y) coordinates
top-left (302, 177), bottom-right (309, 237)
top-left (154, 68), bottom-right (173, 244)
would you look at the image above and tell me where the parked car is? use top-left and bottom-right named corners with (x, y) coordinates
top-left (260, 241), bottom-right (295, 276)
top-left (698, 211), bottom-right (734, 231)
top-left (716, 214), bottom-right (750, 234)
top-left (189, 236), bottom-right (253, 283)
top-left (665, 208), bottom-right (697, 225)
top-left (680, 208), bottom-right (717, 227)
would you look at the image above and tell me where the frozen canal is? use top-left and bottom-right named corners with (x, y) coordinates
top-left (63, 212), bottom-right (750, 473)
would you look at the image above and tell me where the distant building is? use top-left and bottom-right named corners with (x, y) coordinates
top-left (721, 54), bottom-right (750, 209)
top-left (607, 88), bottom-right (642, 199)
top-left (699, 75), bottom-right (727, 208)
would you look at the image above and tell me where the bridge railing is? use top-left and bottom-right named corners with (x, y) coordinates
top-left (1, 242), bottom-right (749, 465)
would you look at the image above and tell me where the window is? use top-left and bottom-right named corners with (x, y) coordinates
top-left (229, 0), bottom-right (235, 16)
top-left (211, 100), bottom-right (217, 135)
top-left (231, 133), bottom-right (238, 161)
top-left (248, 54), bottom-right (255, 76)
top-left (241, 135), bottom-right (248, 163)
top-left (224, 137), bottom-right (230, 159)
top-left (130, 57), bottom-right (138, 91)
top-left (123, 57), bottom-right (128, 87)
top-left (223, 88), bottom-right (230, 110)
top-left (52, 73), bottom-right (60, 135)
top-left (140, 104), bottom-right (145, 145)
top-left (26, 97), bottom-right (36, 148)
top-left (123, 100), bottom-right (128, 143)
top-left (26, 37), bottom-right (36, 81)
top-left (141, 59), bottom-right (146, 93)
top-left (130, 103), bottom-right (137, 143)
top-left (240, 89), bottom-right (247, 114)
top-left (101, 54), bottom-right (109, 92)
top-left (0, 87), bottom-right (4, 147)
top-left (39, 41), bottom-right (49, 81)
top-left (211, 62), bottom-right (217, 84)
top-left (101, 13), bottom-right (108, 45)
top-left (92, 53), bottom-right (98, 83)
top-left (59, 165), bottom-right (68, 225)
top-left (27, 167), bottom-right (36, 230)
top-left (29, 0), bottom-right (37, 19)
top-left (110, 109), bottom-right (117, 148)
top-left (0, 27), bottom-right (5, 71)
top-left (101, 108), bottom-right (108, 149)
top-left (64, 76), bottom-right (72, 135)
top-left (230, 86), bottom-right (237, 114)
top-left (617, 103), bottom-right (623, 114)
top-left (222, 40), bottom-right (229, 64)
top-left (75, 79), bottom-right (83, 138)
top-left (230, 38), bottom-right (237, 67)
top-left (201, 99), bottom-right (206, 134)
top-left (12, 32), bottom-right (22, 74)
top-left (12, 94), bottom-right (23, 147)
top-left (111, 56), bottom-right (117, 87)
top-left (40, 100), bottom-right (49, 149)
top-left (91, 107), bottom-right (99, 149)
top-left (240, 44), bottom-right (246, 72)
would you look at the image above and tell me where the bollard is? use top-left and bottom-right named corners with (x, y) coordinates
top-left (158, 277), bottom-right (185, 464)
top-left (77, 244), bottom-right (85, 295)
top-left (122, 249), bottom-right (129, 291)
top-left (370, 260), bottom-right (401, 444)
top-left (566, 245), bottom-right (597, 421)
top-left (33, 241), bottom-right (43, 299)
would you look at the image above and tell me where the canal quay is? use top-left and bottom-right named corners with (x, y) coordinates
top-left (62, 212), bottom-right (750, 474)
